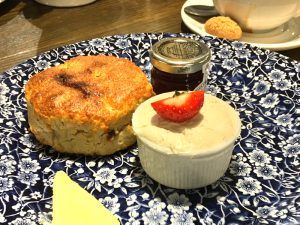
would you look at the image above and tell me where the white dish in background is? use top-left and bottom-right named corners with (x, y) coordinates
top-left (181, 0), bottom-right (300, 50)
top-left (34, 0), bottom-right (96, 7)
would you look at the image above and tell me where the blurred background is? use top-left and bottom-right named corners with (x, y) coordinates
top-left (0, 0), bottom-right (299, 73)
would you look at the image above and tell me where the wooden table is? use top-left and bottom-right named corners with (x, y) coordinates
top-left (0, 0), bottom-right (299, 73)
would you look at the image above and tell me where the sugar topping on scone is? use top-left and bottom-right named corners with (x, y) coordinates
top-left (25, 55), bottom-right (154, 155)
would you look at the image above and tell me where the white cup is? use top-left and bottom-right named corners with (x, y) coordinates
top-left (213, 0), bottom-right (300, 32)
top-left (34, 0), bottom-right (96, 7)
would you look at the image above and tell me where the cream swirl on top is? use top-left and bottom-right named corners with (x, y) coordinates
top-left (132, 92), bottom-right (241, 156)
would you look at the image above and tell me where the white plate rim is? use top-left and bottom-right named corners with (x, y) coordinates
top-left (181, 0), bottom-right (300, 51)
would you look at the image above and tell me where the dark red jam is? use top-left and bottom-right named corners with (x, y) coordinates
top-left (151, 67), bottom-right (204, 94)
top-left (150, 37), bottom-right (211, 94)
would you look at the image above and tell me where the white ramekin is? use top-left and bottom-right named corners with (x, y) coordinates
top-left (137, 136), bottom-right (238, 189)
top-left (132, 93), bottom-right (241, 189)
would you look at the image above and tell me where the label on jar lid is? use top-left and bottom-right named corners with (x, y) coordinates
top-left (150, 37), bottom-right (211, 74)
top-left (158, 40), bottom-right (202, 59)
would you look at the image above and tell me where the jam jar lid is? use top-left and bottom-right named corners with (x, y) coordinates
top-left (150, 37), bottom-right (211, 74)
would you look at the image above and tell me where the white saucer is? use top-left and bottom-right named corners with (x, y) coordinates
top-left (181, 0), bottom-right (300, 50)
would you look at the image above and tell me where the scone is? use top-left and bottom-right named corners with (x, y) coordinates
top-left (25, 55), bottom-right (154, 155)
top-left (204, 16), bottom-right (242, 40)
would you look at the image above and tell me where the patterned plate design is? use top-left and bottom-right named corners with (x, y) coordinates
top-left (0, 33), bottom-right (299, 225)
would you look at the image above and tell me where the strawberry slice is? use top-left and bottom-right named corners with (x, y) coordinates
top-left (151, 90), bottom-right (205, 123)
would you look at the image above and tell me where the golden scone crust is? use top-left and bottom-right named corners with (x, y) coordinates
top-left (204, 16), bottom-right (242, 40)
top-left (25, 55), bottom-right (154, 155)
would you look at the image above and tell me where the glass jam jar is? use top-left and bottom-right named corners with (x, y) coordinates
top-left (150, 37), bottom-right (211, 94)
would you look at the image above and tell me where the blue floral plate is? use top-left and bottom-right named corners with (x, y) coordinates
top-left (0, 33), bottom-right (299, 225)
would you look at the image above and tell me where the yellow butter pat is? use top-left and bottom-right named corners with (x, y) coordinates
top-left (52, 171), bottom-right (120, 225)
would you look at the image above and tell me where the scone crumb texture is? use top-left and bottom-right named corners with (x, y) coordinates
top-left (25, 55), bottom-right (154, 155)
